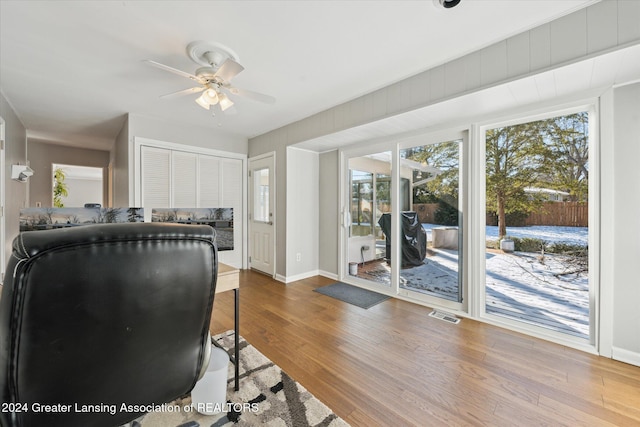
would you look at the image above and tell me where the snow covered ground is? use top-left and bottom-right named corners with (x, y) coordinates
top-left (394, 224), bottom-right (591, 338)
top-left (422, 223), bottom-right (588, 246)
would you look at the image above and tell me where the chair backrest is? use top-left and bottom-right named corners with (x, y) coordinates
top-left (0, 222), bottom-right (218, 427)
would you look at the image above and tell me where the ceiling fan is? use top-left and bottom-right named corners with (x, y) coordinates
top-left (144, 41), bottom-right (275, 114)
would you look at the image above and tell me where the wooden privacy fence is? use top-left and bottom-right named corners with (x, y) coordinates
top-left (524, 201), bottom-right (588, 227)
top-left (414, 202), bottom-right (588, 227)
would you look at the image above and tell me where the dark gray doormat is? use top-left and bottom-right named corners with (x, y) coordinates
top-left (314, 282), bottom-right (390, 309)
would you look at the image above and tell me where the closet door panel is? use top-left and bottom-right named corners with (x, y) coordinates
top-left (172, 151), bottom-right (198, 207)
top-left (198, 155), bottom-right (221, 207)
top-left (141, 146), bottom-right (170, 207)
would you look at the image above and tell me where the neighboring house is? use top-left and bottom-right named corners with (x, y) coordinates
top-left (524, 187), bottom-right (571, 202)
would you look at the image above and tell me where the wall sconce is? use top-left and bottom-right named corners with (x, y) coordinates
top-left (11, 164), bottom-right (34, 182)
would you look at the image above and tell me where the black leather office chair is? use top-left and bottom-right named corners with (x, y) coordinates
top-left (0, 223), bottom-right (218, 427)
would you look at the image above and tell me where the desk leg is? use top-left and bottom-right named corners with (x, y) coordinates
top-left (234, 287), bottom-right (239, 391)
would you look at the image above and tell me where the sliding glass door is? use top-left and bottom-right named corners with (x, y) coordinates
top-left (398, 138), bottom-right (463, 304)
top-left (339, 104), bottom-right (597, 351)
top-left (346, 150), bottom-right (393, 289)
top-left (342, 132), bottom-right (466, 309)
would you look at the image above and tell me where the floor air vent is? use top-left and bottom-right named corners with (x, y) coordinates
top-left (428, 310), bottom-right (460, 324)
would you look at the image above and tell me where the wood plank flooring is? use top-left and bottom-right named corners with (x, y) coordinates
top-left (209, 270), bottom-right (640, 427)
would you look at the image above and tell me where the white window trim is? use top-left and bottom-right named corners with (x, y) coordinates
top-left (474, 99), bottom-right (600, 355)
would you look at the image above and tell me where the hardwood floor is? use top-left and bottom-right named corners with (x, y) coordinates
top-left (209, 270), bottom-right (640, 426)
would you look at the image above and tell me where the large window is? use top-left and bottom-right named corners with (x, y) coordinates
top-left (483, 110), bottom-right (592, 340)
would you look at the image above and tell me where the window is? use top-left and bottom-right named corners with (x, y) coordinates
top-left (483, 109), bottom-right (593, 341)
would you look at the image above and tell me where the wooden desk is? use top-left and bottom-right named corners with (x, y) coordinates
top-left (217, 262), bottom-right (239, 293)
top-left (215, 263), bottom-right (240, 391)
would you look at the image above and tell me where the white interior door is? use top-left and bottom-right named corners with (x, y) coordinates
top-left (249, 154), bottom-right (275, 276)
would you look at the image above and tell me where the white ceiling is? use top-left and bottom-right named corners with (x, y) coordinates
top-left (0, 0), bottom-right (599, 151)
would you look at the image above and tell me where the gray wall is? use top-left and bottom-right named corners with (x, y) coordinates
top-left (318, 150), bottom-right (339, 276)
top-left (113, 115), bottom-right (129, 207)
top-left (612, 82), bottom-right (640, 362)
top-left (0, 91), bottom-right (28, 273)
top-left (247, 135), bottom-right (289, 276)
top-left (27, 140), bottom-right (110, 208)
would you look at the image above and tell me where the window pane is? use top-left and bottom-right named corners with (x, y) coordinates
top-left (347, 151), bottom-right (392, 288)
top-left (399, 140), bottom-right (462, 302)
top-left (253, 168), bottom-right (269, 222)
top-left (351, 170), bottom-right (373, 237)
top-left (485, 111), bottom-right (589, 339)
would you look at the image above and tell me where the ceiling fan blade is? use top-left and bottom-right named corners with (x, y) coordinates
top-left (214, 58), bottom-right (244, 83)
top-left (159, 86), bottom-right (204, 99)
top-left (143, 60), bottom-right (205, 84)
top-left (225, 86), bottom-right (276, 104)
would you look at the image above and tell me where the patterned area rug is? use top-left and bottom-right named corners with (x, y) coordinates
top-left (141, 331), bottom-right (349, 426)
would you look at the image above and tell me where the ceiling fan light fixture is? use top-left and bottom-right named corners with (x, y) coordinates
top-left (203, 89), bottom-right (219, 105)
top-left (195, 94), bottom-right (210, 110)
top-left (218, 93), bottom-right (234, 111)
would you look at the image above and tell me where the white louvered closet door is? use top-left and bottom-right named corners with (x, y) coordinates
top-left (220, 158), bottom-right (243, 265)
top-left (198, 155), bottom-right (220, 207)
top-left (172, 151), bottom-right (198, 207)
top-left (141, 146), bottom-right (171, 207)
top-left (139, 144), bottom-right (244, 267)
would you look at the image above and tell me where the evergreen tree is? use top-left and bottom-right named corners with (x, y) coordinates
top-left (486, 121), bottom-right (552, 238)
top-left (543, 112), bottom-right (589, 202)
top-left (127, 207), bottom-right (143, 222)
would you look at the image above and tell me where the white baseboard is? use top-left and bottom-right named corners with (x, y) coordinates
top-left (612, 346), bottom-right (640, 367)
top-left (318, 270), bottom-right (338, 280)
top-left (282, 270), bottom-right (320, 284)
top-left (274, 269), bottom-right (337, 284)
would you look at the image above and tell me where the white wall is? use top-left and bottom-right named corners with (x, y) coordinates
top-left (128, 113), bottom-right (247, 155)
top-left (285, 147), bottom-right (319, 281)
top-left (611, 82), bottom-right (640, 365)
top-left (64, 177), bottom-right (103, 207)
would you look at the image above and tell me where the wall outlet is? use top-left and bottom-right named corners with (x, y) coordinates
top-left (296, 253), bottom-right (301, 262)
top-left (361, 245), bottom-right (370, 251)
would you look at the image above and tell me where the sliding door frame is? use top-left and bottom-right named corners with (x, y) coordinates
top-left (395, 129), bottom-right (469, 312)
top-left (472, 99), bottom-right (600, 354)
top-left (339, 128), bottom-right (469, 314)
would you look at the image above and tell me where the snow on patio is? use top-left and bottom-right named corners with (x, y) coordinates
top-left (399, 224), bottom-right (590, 338)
